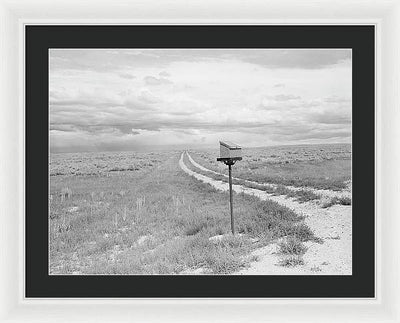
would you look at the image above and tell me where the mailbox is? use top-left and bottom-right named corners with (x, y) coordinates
top-left (217, 140), bottom-right (242, 235)
top-left (219, 141), bottom-right (242, 159)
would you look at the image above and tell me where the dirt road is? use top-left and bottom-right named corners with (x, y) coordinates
top-left (186, 151), bottom-right (351, 200)
top-left (180, 152), bottom-right (352, 275)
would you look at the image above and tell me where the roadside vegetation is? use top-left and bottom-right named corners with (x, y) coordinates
top-left (50, 151), bottom-right (169, 176)
top-left (320, 196), bottom-right (352, 208)
top-left (189, 144), bottom-right (351, 191)
top-left (185, 151), bottom-right (351, 206)
top-left (277, 236), bottom-right (308, 267)
top-left (183, 152), bottom-right (321, 203)
top-left (50, 152), bottom-right (319, 275)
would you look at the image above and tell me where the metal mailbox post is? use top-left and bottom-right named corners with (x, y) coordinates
top-left (217, 141), bottom-right (242, 234)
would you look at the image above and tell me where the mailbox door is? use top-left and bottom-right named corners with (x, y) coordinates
top-left (230, 149), bottom-right (241, 158)
top-left (220, 145), bottom-right (231, 158)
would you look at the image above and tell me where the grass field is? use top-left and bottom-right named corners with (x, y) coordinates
top-left (189, 143), bottom-right (351, 191)
top-left (50, 151), bottom-right (168, 176)
top-left (49, 149), bottom-right (321, 275)
top-left (183, 152), bottom-right (323, 203)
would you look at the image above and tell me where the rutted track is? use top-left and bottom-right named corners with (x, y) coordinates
top-left (179, 152), bottom-right (352, 275)
top-left (186, 151), bottom-right (351, 200)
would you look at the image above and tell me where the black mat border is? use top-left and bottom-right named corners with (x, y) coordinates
top-left (25, 25), bottom-right (375, 298)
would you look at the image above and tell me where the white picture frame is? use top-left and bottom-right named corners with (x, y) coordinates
top-left (0, 0), bottom-right (399, 321)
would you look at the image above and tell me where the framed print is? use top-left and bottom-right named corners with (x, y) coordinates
top-left (0, 0), bottom-right (399, 322)
top-left (25, 25), bottom-right (374, 298)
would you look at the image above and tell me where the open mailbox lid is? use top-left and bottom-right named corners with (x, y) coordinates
top-left (219, 141), bottom-right (242, 159)
top-left (219, 141), bottom-right (241, 150)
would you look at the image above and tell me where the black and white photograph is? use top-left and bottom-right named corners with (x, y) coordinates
top-left (49, 48), bottom-right (352, 276)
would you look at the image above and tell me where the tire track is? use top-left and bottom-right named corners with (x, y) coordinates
top-left (179, 152), bottom-right (352, 275)
top-left (186, 151), bottom-right (351, 200)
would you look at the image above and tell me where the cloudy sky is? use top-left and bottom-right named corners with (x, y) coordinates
top-left (49, 49), bottom-right (351, 153)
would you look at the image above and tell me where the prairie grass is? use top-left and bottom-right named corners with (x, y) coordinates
top-left (321, 196), bottom-right (352, 208)
top-left (190, 144), bottom-right (351, 191)
top-left (50, 151), bottom-right (168, 176)
top-left (278, 236), bottom-right (307, 268)
top-left (183, 153), bottom-right (321, 203)
top-left (278, 236), bottom-right (307, 255)
top-left (278, 256), bottom-right (305, 267)
top-left (49, 151), bottom-right (318, 275)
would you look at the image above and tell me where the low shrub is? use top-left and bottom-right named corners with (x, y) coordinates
top-left (204, 248), bottom-right (246, 274)
top-left (278, 236), bottom-right (308, 255)
top-left (337, 196), bottom-right (351, 205)
top-left (321, 196), bottom-right (352, 208)
top-left (278, 255), bottom-right (305, 267)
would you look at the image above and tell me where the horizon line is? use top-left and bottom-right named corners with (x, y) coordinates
top-left (50, 141), bottom-right (352, 155)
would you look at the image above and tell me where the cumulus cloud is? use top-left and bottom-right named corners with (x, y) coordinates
top-left (137, 90), bottom-right (160, 104)
top-left (119, 73), bottom-right (136, 79)
top-left (49, 49), bottom-right (352, 152)
top-left (242, 50), bottom-right (350, 69)
top-left (50, 49), bottom-right (351, 73)
top-left (159, 71), bottom-right (170, 77)
top-left (324, 96), bottom-right (351, 103)
top-left (144, 76), bottom-right (173, 86)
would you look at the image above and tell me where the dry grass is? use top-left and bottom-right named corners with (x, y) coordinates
top-left (321, 196), bottom-right (352, 208)
top-left (49, 151), bottom-right (318, 275)
top-left (50, 151), bottom-right (168, 176)
top-left (183, 153), bottom-right (322, 203)
top-left (278, 256), bottom-right (305, 267)
top-left (278, 236), bottom-right (308, 255)
top-left (189, 143), bottom-right (351, 191)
